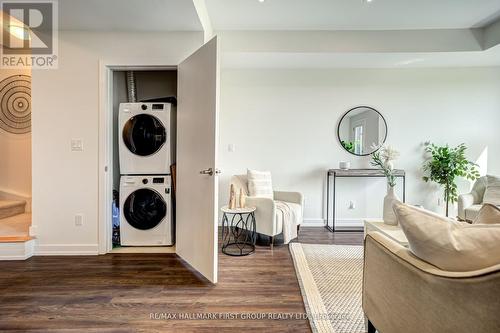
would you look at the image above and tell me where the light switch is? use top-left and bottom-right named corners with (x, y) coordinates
top-left (228, 144), bottom-right (236, 152)
top-left (71, 139), bottom-right (83, 151)
top-left (75, 214), bottom-right (83, 226)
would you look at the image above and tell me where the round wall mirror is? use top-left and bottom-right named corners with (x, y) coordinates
top-left (337, 106), bottom-right (387, 156)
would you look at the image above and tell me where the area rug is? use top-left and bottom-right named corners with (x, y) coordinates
top-left (289, 243), bottom-right (366, 333)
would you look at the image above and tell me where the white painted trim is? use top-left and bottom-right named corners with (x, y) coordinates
top-left (302, 218), bottom-right (325, 227)
top-left (303, 218), bottom-right (379, 228)
top-left (216, 218), bottom-right (368, 227)
top-left (35, 244), bottom-right (99, 256)
top-left (98, 58), bottom-right (183, 255)
top-left (0, 239), bottom-right (35, 260)
top-left (193, 0), bottom-right (214, 42)
top-left (29, 225), bottom-right (37, 237)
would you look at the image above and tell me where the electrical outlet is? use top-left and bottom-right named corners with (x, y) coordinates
top-left (348, 201), bottom-right (356, 209)
top-left (437, 198), bottom-right (442, 206)
top-left (75, 214), bottom-right (83, 226)
top-left (228, 144), bottom-right (236, 152)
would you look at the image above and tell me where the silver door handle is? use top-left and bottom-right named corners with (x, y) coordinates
top-left (200, 168), bottom-right (214, 176)
top-left (200, 168), bottom-right (222, 176)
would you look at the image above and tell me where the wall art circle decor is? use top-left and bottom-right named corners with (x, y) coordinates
top-left (0, 74), bottom-right (31, 134)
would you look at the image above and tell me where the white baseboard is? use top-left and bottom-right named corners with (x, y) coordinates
top-left (303, 218), bottom-right (375, 228)
top-left (0, 239), bottom-right (35, 260)
top-left (302, 218), bottom-right (326, 227)
top-left (35, 244), bottom-right (99, 255)
top-left (217, 218), bottom-right (369, 228)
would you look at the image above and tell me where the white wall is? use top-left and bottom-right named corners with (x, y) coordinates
top-left (219, 67), bottom-right (500, 226)
top-left (0, 68), bottom-right (32, 198)
top-left (31, 31), bottom-right (203, 254)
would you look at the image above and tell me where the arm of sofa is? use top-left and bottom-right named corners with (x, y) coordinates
top-left (457, 192), bottom-right (475, 220)
top-left (363, 232), bottom-right (500, 333)
top-left (245, 196), bottom-right (278, 237)
top-left (273, 191), bottom-right (304, 206)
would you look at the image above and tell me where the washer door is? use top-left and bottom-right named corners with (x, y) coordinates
top-left (122, 114), bottom-right (166, 156)
top-left (124, 188), bottom-right (167, 230)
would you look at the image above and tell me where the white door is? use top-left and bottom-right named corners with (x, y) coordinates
top-left (176, 37), bottom-right (219, 283)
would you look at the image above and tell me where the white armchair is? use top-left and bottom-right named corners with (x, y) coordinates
top-left (230, 175), bottom-right (304, 248)
top-left (458, 176), bottom-right (488, 222)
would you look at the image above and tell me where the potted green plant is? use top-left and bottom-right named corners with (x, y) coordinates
top-left (422, 143), bottom-right (480, 217)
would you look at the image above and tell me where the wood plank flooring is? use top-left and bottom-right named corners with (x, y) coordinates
top-left (0, 228), bottom-right (363, 332)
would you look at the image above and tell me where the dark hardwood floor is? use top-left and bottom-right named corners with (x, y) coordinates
top-left (0, 228), bottom-right (363, 332)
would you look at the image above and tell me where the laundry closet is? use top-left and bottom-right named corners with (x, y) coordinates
top-left (100, 37), bottom-right (219, 283)
top-left (111, 70), bottom-right (177, 249)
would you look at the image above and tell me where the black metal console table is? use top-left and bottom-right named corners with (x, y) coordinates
top-left (326, 168), bottom-right (406, 232)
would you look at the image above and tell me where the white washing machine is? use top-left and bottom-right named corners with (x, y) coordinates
top-left (119, 102), bottom-right (171, 175)
top-left (120, 175), bottom-right (173, 246)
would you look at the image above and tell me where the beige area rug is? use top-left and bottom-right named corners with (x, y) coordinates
top-left (290, 243), bottom-right (366, 333)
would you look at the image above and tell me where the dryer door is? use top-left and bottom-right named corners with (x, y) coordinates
top-left (123, 188), bottom-right (167, 230)
top-left (122, 114), bottom-right (166, 156)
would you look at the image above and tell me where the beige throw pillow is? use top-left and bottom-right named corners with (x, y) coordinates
top-left (393, 202), bottom-right (500, 272)
top-left (247, 169), bottom-right (273, 199)
top-left (483, 175), bottom-right (500, 205)
top-left (473, 204), bottom-right (500, 225)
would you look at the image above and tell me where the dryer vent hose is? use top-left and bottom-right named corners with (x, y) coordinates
top-left (126, 71), bottom-right (137, 103)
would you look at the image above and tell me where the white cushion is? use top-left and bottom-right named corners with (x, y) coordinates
top-left (393, 202), bottom-right (500, 272)
top-left (247, 169), bottom-right (273, 199)
top-left (473, 204), bottom-right (500, 225)
top-left (483, 175), bottom-right (500, 205)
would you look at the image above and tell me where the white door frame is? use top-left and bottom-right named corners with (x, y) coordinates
top-left (97, 59), bottom-right (178, 254)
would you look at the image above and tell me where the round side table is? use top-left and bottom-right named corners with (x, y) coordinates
top-left (221, 206), bottom-right (256, 256)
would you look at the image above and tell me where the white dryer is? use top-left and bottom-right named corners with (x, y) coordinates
top-left (119, 102), bottom-right (171, 175)
top-left (120, 175), bottom-right (173, 246)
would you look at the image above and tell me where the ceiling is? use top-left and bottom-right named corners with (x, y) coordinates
top-left (206, 0), bottom-right (500, 31)
top-left (59, 0), bottom-right (203, 31)
top-left (51, 0), bottom-right (500, 68)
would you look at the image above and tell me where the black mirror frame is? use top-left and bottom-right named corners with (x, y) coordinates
top-left (337, 106), bottom-right (388, 157)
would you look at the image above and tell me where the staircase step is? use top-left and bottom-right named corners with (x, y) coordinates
top-left (0, 213), bottom-right (31, 238)
top-left (0, 200), bottom-right (26, 219)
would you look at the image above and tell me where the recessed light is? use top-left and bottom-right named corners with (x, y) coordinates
top-left (258, 0), bottom-right (265, 3)
top-left (365, 0), bottom-right (374, 3)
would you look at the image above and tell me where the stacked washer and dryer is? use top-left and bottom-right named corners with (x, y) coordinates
top-left (118, 102), bottom-right (175, 246)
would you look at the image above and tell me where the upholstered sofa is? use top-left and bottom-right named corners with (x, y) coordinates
top-left (363, 232), bottom-right (500, 333)
top-left (230, 174), bottom-right (303, 247)
top-left (458, 176), bottom-right (498, 222)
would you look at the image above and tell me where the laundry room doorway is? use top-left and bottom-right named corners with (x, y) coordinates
top-left (98, 37), bottom-right (219, 283)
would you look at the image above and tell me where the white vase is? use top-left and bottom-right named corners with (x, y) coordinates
top-left (383, 185), bottom-right (400, 225)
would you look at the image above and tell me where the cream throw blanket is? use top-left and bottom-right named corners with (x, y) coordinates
top-left (275, 200), bottom-right (300, 244)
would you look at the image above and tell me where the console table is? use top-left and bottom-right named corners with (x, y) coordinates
top-left (326, 168), bottom-right (406, 232)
